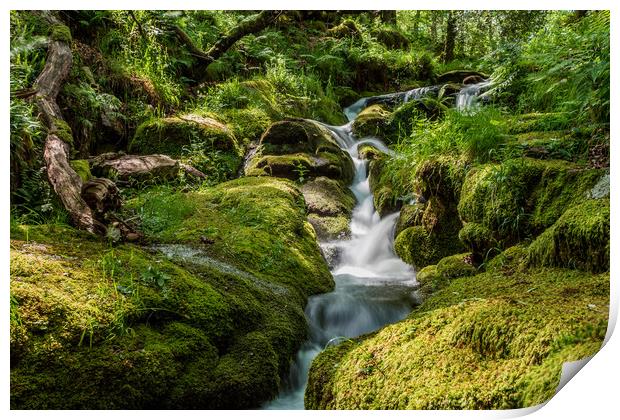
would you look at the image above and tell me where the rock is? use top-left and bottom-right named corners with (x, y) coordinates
top-left (463, 75), bottom-right (484, 85)
top-left (351, 105), bottom-right (397, 143)
top-left (129, 114), bottom-right (243, 181)
top-left (528, 198), bottom-right (609, 273)
top-left (91, 154), bottom-right (179, 182)
top-left (245, 119), bottom-right (354, 184)
top-left (371, 27), bottom-right (410, 49)
top-left (436, 70), bottom-right (489, 84)
top-left (588, 170), bottom-right (610, 199)
top-left (301, 177), bottom-right (356, 241)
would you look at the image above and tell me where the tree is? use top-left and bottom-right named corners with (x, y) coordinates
top-left (442, 11), bottom-right (457, 63)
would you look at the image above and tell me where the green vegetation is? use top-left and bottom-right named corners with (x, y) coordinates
top-left (306, 249), bottom-right (608, 409)
top-left (10, 9), bottom-right (609, 411)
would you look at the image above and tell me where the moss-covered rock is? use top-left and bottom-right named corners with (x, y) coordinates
top-left (245, 119), bottom-right (354, 184)
top-left (436, 253), bottom-right (477, 279)
top-left (11, 177), bottom-right (334, 409)
top-left (371, 27), bottom-right (410, 49)
top-left (357, 144), bottom-right (384, 160)
top-left (458, 158), bottom-right (603, 242)
top-left (49, 24), bottom-right (72, 43)
top-left (69, 160), bottom-right (92, 183)
top-left (416, 265), bottom-right (439, 287)
top-left (368, 157), bottom-right (403, 216)
top-left (126, 177), bottom-right (333, 296)
top-left (528, 199), bottom-right (610, 273)
top-left (129, 114), bottom-right (242, 182)
top-left (458, 222), bottom-right (496, 261)
top-left (394, 225), bottom-right (463, 270)
top-left (306, 254), bottom-right (609, 409)
top-left (351, 105), bottom-right (397, 143)
top-left (394, 203), bottom-right (425, 237)
top-left (326, 19), bottom-right (360, 38)
top-left (301, 177), bottom-right (356, 240)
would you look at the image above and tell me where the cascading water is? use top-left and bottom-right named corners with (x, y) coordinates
top-left (264, 102), bottom-right (417, 410)
top-left (456, 79), bottom-right (492, 113)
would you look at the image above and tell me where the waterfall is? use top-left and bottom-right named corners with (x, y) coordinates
top-left (264, 98), bottom-right (417, 410)
top-left (456, 79), bottom-right (492, 113)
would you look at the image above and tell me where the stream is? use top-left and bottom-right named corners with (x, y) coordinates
top-left (264, 97), bottom-right (419, 410)
top-left (264, 81), bottom-right (490, 409)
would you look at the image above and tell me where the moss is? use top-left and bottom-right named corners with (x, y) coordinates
top-left (506, 113), bottom-right (571, 134)
top-left (333, 86), bottom-right (361, 107)
top-left (436, 253), bottom-right (477, 279)
top-left (394, 203), bottom-right (425, 237)
top-left (394, 226), bottom-right (445, 269)
top-left (357, 144), bottom-right (383, 160)
top-left (351, 105), bottom-right (397, 143)
top-left (12, 176), bottom-right (330, 408)
top-left (126, 177), bottom-right (334, 297)
top-left (245, 120), bottom-right (354, 184)
top-left (326, 19), bottom-right (360, 38)
top-left (458, 158), bottom-right (602, 242)
top-left (302, 177), bottom-right (355, 240)
top-left (307, 256), bottom-right (609, 409)
top-left (458, 222), bottom-right (496, 261)
top-left (371, 27), bottom-right (410, 49)
top-left (50, 118), bottom-right (74, 146)
top-left (414, 156), bottom-right (466, 202)
top-left (528, 199), bottom-right (610, 273)
top-left (130, 115), bottom-right (242, 181)
top-left (368, 157), bottom-right (403, 217)
top-left (69, 160), bottom-right (92, 183)
top-left (49, 24), bottom-right (72, 43)
top-left (416, 265), bottom-right (439, 287)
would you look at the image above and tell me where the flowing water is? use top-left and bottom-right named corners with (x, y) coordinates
top-left (264, 80), bottom-right (493, 409)
top-left (264, 101), bottom-right (418, 410)
top-left (456, 79), bottom-right (492, 113)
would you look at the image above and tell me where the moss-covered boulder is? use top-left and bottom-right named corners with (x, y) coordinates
top-left (301, 177), bottom-right (356, 240)
top-left (436, 69), bottom-right (489, 84)
top-left (458, 158), bottom-right (603, 243)
top-left (528, 199), bottom-right (610, 273)
top-left (306, 253), bottom-right (609, 409)
top-left (394, 224), bottom-right (464, 270)
top-left (394, 203), bottom-right (425, 237)
top-left (368, 157), bottom-right (403, 217)
top-left (371, 27), bottom-right (410, 49)
top-left (326, 19), bottom-right (360, 38)
top-left (351, 105), bottom-right (397, 143)
top-left (458, 222), bottom-right (497, 261)
top-left (11, 177), bottom-right (334, 409)
top-left (129, 114), bottom-right (243, 181)
top-left (245, 119), bottom-right (354, 184)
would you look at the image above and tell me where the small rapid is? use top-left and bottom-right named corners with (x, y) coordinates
top-left (264, 99), bottom-right (417, 410)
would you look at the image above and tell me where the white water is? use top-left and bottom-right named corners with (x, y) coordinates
top-left (264, 101), bottom-right (417, 410)
top-left (456, 79), bottom-right (492, 113)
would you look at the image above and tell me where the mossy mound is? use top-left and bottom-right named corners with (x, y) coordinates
top-left (126, 177), bottom-right (334, 297)
top-left (528, 199), bottom-right (610, 273)
top-left (506, 113), bottom-right (571, 134)
top-left (368, 157), bottom-right (403, 216)
top-left (458, 158), bottom-right (603, 242)
top-left (436, 253), bottom-right (477, 279)
top-left (351, 105), bottom-right (397, 143)
top-left (394, 203), bottom-right (425, 237)
top-left (371, 27), bottom-right (410, 50)
top-left (458, 222), bottom-right (497, 262)
top-left (301, 177), bottom-right (356, 240)
top-left (129, 114), bottom-right (242, 181)
top-left (393, 194), bottom-right (465, 269)
top-left (326, 19), bottom-right (360, 39)
top-left (245, 119), bottom-right (354, 184)
top-left (306, 253), bottom-right (609, 409)
top-left (357, 144), bottom-right (384, 160)
top-left (10, 218), bottom-right (319, 408)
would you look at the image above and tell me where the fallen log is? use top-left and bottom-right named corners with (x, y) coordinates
top-left (90, 153), bottom-right (206, 181)
top-left (34, 13), bottom-right (99, 233)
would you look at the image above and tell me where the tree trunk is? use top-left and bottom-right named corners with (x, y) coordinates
top-left (413, 11), bottom-right (421, 37)
top-left (442, 11), bottom-right (456, 63)
top-left (34, 14), bottom-right (98, 233)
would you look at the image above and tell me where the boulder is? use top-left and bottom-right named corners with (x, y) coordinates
top-left (301, 177), bottom-right (356, 240)
top-left (245, 119), bottom-right (354, 184)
